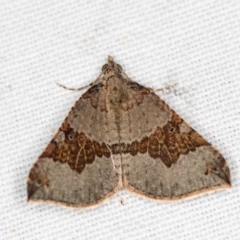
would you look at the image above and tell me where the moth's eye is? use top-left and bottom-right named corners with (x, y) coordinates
top-left (101, 64), bottom-right (108, 72)
top-left (116, 64), bottom-right (122, 72)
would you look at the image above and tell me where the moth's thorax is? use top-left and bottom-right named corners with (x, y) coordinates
top-left (105, 75), bottom-right (129, 109)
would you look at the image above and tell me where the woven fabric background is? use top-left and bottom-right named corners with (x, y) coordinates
top-left (1, 1), bottom-right (240, 240)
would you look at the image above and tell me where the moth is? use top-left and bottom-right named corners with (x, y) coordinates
top-left (28, 56), bottom-right (231, 207)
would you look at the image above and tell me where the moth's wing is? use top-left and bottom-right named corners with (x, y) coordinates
top-left (27, 83), bottom-right (121, 207)
top-left (120, 83), bottom-right (231, 200)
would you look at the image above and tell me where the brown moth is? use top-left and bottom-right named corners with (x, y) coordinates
top-left (27, 56), bottom-right (231, 207)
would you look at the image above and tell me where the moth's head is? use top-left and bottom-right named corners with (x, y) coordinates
top-left (101, 56), bottom-right (123, 75)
